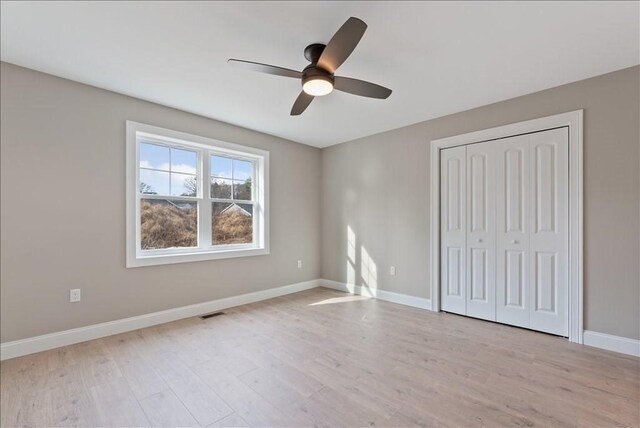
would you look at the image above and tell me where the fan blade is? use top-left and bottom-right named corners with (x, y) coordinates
top-left (228, 59), bottom-right (302, 78)
top-left (317, 17), bottom-right (367, 73)
top-left (291, 91), bottom-right (314, 116)
top-left (334, 76), bottom-right (392, 99)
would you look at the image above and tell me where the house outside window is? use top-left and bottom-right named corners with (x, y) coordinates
top-left (126, 121), bottom-right (269, 267)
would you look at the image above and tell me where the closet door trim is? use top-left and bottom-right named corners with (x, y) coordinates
top-left (430, 110), bottom-right (583, 344)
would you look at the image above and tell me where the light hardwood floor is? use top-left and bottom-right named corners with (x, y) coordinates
top-left (1, 287), bottom-right (639, 427)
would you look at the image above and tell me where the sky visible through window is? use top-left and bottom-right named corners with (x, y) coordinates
top-left (139, 142), bottom-right (198, 196)
top-left (139, 141), bottom-right (253, 198)
top-left (211, 156), bottom-right (253, 180)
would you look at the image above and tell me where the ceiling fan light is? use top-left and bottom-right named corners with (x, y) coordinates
top-left (302, 76), bottom-right (333, 96)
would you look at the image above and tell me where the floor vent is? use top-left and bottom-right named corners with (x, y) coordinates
top-left (200, 311), bottom-right (225, 320)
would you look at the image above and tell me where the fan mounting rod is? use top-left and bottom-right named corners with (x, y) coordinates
top-left (304, 43), bottom-right (326, 64)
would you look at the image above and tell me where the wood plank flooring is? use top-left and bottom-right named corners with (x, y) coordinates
top-left (1, 287), bottom-right (638, 427)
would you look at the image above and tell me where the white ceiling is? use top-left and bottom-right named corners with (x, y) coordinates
top-left (1, 1), bottom-right (638, 148)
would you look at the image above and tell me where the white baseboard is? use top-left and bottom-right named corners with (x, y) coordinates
top-left (4, 279), bottom-right (636, 361)
top-left (583, 330), bottom-right (640, 357)
top-left (322, 280), bottom-right (638, 358)
top-left (0, 279), bottom-right (319, 361)
top-left (321, 279), bottom-right (432, 310)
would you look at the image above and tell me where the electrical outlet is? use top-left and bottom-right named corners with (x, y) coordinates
top-left (70, 289), bottom-right (81, 303)
top-left (297, 260), bottom-right (303, 269)
top-left (390, 266), bottom-right (396, 276)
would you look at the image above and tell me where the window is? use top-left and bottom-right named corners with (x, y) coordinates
top-left (126, 121), bottom-right (269, 267)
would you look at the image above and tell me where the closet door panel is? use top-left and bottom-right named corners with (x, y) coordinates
top-left (529, 128), bottom-right (569, 336)
top-left (465, 142), bottom-right (496, 321)
top-left (496, 135), bottom-right (530, 328)
top-left (440, 146), bottom-right (467, 315)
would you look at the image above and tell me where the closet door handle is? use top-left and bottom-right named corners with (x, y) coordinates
top-left (476, 238), bottom-right (482, 243)
top-left (511, 239), bottom-right (518, 244)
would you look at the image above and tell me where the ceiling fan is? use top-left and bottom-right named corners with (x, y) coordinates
top-left (228, 17), bottom-right (392, 116)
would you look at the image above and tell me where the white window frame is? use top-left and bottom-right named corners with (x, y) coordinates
top-left (126, 121), bottom-right (269, 267)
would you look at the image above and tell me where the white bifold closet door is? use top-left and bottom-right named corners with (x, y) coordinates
top-left (527, 128), bottom-right (569, 336)
top-left (466, 141), bottom-right (497, 321)
top-left (440, 127), bottom-right (569, 336)
top-left (495, 134), bottom-right (531, 329)
top-left (440, 146), bottom-right (467, 315)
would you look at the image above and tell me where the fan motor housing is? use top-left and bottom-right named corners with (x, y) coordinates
top-left (302, 65), bottom-right (334, 87)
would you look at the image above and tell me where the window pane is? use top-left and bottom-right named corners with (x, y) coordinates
top-left (233, 159), bottom-right (253, 181)
top-left (171, 148), bottom-right (197, 174)
top-left (211, 178), bottom-right (232, 199)
top-left (140, 142), bottom-right (170, 170)
top-left (211, 156), bottom-right (232, 178)
top-left (140, 199), bottom-right (197, 249)
top-left (233, 179), bottom-right (252, 200)
top-left (171, 173), bottom-right (197, 197)
top-left (140, 169), bottom-right (170, 195)
top-left (212, 202), bottom-right (253, 245)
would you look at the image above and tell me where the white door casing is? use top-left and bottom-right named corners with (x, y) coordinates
top-left (466, 141), bottom-right (497, 321)
top-left (440, 146), bottom-right (467, 315)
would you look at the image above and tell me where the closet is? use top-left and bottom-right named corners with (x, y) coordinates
top-left (440, 127), bottom-right (569, 336)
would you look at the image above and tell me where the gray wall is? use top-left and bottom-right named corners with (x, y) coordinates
top-left (1, 62), bottom-right (321, 342)
top-left (2, 62), bottom-right (639, 343)
top-left (321, 66), bottom-right (640, 340)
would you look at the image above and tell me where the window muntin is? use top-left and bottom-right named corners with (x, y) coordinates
top-left (127, 121), bottom-right (268, 267)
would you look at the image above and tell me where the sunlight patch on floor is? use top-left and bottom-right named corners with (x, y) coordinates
top-left (309, 295), bottom-right (371, 306)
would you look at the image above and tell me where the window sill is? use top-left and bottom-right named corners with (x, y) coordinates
top-left (127, 246), bottom-right (269, 268)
